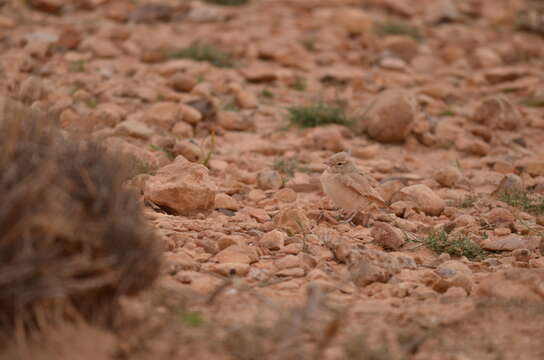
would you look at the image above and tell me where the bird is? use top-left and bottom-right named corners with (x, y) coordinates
top-left (320, 151), bottom-right (386, 223)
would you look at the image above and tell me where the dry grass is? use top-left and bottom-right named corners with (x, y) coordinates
top-left (0, 100), bottom-right (162, 342)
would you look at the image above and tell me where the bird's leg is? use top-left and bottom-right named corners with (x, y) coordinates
top-left (338, 209), bottom-right (361, 224)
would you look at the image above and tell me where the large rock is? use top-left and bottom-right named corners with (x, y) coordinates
top-left (481, 234), bottom-right (541, 251)
top-left (357, 89), bottom-right (417, 143)
top-left (391, 184), bottom-right (446, 216)
top-left (472, 96), bottom-right (523, 130)
top-left (144, 157), bottom-right (216, 216)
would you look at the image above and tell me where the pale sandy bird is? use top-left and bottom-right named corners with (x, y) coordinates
top-left (320, 152), bottom-right (386, 222)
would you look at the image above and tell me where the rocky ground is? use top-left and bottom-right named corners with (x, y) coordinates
top-left (2, 0), bottom-right (544, 359)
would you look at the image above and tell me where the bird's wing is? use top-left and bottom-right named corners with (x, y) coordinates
top-left (340, 172), bottom-right (386, 206)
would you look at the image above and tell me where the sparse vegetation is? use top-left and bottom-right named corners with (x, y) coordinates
top-left (521, 96), bottom-right (544, 107)
top-left (440, 109), bottom-right (456, 117)
top-left (412, 231), bottom-right (488, 260)
top-left (170, 43), bottom-right (234, 68)
top-left (273, 158), bottom-right (312, 178)
top-left (150, 144), bottom-right (175, 160)
top-left (259, 89), bottom-right (275, 99)
top-left (222, 102), bottom-right (240, 111)
top-left (376, 21), bottom-right (421, 40)
top-left (287, 101), bottom-right (352, 128)
top-left (300, 37), bottom-right (317, 51)
top-left (291, 76), bottom-right (307, 91)
top-left (461, 195), bottom-right (477, 208)
top-left (68, 60), bottom-right (85, 72)
top-left (499, 189), bottom-right (544, 214)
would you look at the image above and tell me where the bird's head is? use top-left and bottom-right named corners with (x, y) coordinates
top-left (324, 152), bottom-right (353, 173)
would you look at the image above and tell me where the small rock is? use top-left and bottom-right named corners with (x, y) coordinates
top-left (115, 119), bottom-right (154, 139)
top-left (349, 249), bottom-right (401, 286)
top-left (473, 96), bottom-right (523, 130)
top-left (513, 248), bottom-right (531, 262)
top-left (303, 125), bottom-right (345, 152)
top-left (274, 254), bottom-right (300, 270)
top-left (274, 206), bottom-right (310, 234)
top-left (215, 193), bottom-right (240, 211)
top-left (171, 121), bottom-right (194, 139)
top-left (92, 102), bottom-right (126, 127)
top-left (144, 102), bottom-right (181, 130)
top-left (440, 286), bottom-right (467, 304)
top-left (257, 170), bottom-right (283, 190)
top-left (212, 263), bottom-right (250, 277)
top-left (180, 103), bottom-right (203, 124)
top-left (382, 35), bottom-right (419, 62)
top-left (275, 267), bottom-right (305, 277)
top-left (371, 222), bottom-right (405, 250)
top-left (495, 174), bottom-right (524, 194)
top-left (144, 157), bottom-right (216, 216)
top-left (172, 140), bottom-right (202, 162)
top-left (433, 166), bottom-right (463, 188)
top-left (168, 73), bottom-right (196, 92)
top-left (392, 184), bottom-right (446, 216)
top-left (455, 135), bottom-right (490, 156)
top-left (481, 234), bottom-right (541, 251)
top-left (81, 38), bottom-right (120, 58)
top-left (357, 88), bottom-right (417, 143)
top-left (235, 90), bottom-right (258, 109)
top-left (216, 111), bottom-right (253, 131)
top-left (274, 188), bottom-right (297, 203)
top-left (485, 208), bottom-right (514, 226)
top-left (260, 230), bottom-right (285, 250)
top-left (215, 245), bottom-right (254, 264)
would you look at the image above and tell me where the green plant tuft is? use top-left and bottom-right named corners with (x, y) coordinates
top-left (412, 231), bottom-right (488, 261)
top-left (291, 77), bottom-right (307, 91)
top-left (499, 189), bottom-right (544, 214)
top-left (170, 43), bottom-right (234, 68)
top-left (287, 101), bottom-right (352, 128)
top-left (376, 21), bottom-right (421, 40)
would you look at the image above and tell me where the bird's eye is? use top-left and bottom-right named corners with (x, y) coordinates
top-left (337, 162), bottom-right (342, 166)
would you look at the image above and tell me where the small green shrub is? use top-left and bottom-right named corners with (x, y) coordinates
top-left (499, 189), bottom-right (544, 214)
top-left (413, 231), bottom-right (488, 261)
top-left (291, 77), bottom-right (307, 91)
top-left (170, 43), bottom-right (234, 68)
top-left (287, 102), bottom-right (352, 128)
top-left (376, 22), bottom-right (421, 40)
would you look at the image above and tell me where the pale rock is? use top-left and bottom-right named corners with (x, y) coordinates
top-left (144, 102), bottom-right (181, 130)
top-left (257, 170), bottom-right (283, 190)
top-left (274, 254), bottom-right (300, 270)
top-left (212, 263), bottom-right (250, 277)
top-left (168, 73), bottom-right (196, 92)
top-left (334, 7), bottom-right (373, 35)
top-left (473, 96), bottom-right (523, 130)
top-left (215, 193), bottom-right (240, 211)
top-left (115, 118), bottom-right (154, 139)
top-left (247, 189), bottom-right (266, 202)
top-left (274, 206), bottom-right (310, 234)
top-left (434, 166), bottom-right (462, 188)
top-left (382, 35), bottom-right (419, 62)
top-left (481, 234), bottom-right (541, 251)
top-left (280, 243), bottom-right (303, 255)
top-left (477, 269), bottom-right (544, 302)
top-left (171, 121), bottom-right (194, 138)
top-left (216, 111), bottom-right (253, 131)
top-left (357, 89), bottom-right (417, 143)
top-left (303, 125), bottom-right (345, 152)
top-left (392, 184), bottom-right (446, 216)
top-left (214, 245), bottom-right (258, 264)
top-left (454, 214), bottom-right (476, 227)
top-left (440, 286), bottom-right (468, 304)
top-left (235, 90), bottom-right (258, 109)
top-left (455, 135), bottom-right (490, 156)
top-left (274, 188), bottom-right (297, 203)
top-left (144, 157), bottom-right (216, 216)
top-left (92, 102), bottom-right (126, 127)
top-left (425, 0), bottom-right (459, 23)
top-left (485, 208), bottom-right (514, 226)
top-left (371, 222), bottom-right (405, 250)
top-left (240, 65), bottom-right (277, 82)
top-left (260, 229), bottom-right (285, 250)
top-left (474, 48), bottom-right (503, 68)
top-left (275, 267), bottom-right (305, 277)
top-left (172, 140), bottom-right (202, 162)
top-left (180, 103), bottom-right (203, 124)
top-left (517, 159), bottom-right (544, 177)
top-left (349, 249), bottom-right (401, 286)
top-left (165, 251), bottom-right (200, 272)
top-left (380, 57), bottom-right (407, 70)
top-left (81, 38), bottom-right (120, 58)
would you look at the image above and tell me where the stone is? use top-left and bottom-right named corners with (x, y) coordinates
top-left (172, 140), bottom-right (202, 162)
top-left (180, 103), bottom-right (203, 124)
top-left (212, 263), bottom-right (250, 277)
top-left (349, 249), bottom-right (401, 287)
top-left (144, 102), bottom-right (181, 130)
top-left (485, 208), bottom-right (515, 226)
top-left (274, 188), bottom-right (297, 203)
top-left (235, 90), bottom-right (258, 109)
top-left (115, 119), bottom-right (154, 139)
top-left (473, 96), bottom-right (523, 130)
top-left (216, 111), bottom-right (253, 131)
top-left (92, 102), bottom-right (126, 127)
top-left (392, 184), bottom-right (446, 216)
top-left (357, 89), bottom-right (417, 143)
top-left (144, 157), bottom-right (216, 216)
top-left (257, 170), bottom-right (283, 190)
top-left (303, 125), bottom-right (345, 152)
top-left (496, 174), bottom-right (524, 194)
top-left (455, 135), bottom-right (490, 156)
top-left (28, 0), bottom-right (63, 13)
top-left (274, 254), bottom-right (300, 270)
top-left (274, 206), bottom-right (310, 235)
top-left (433, 166), bottom-right (462, 188)
top-left (215, 193), bottom-right (240, 211)
top-left (168, 73), bottom-right (197, 92)
top-left (513, 248), bottom-right (531, 262)
top-left (81, 38), bottom-right (120, 58)
top-left (481, 234), bottom-right (541, 251)
top-left (171, 121), bottom-right (194, 139)
top-left (476, 269), bottom-right (544, 302)
top-left (215, 245), bottom-right (255, 264)
top-left (165, 251), bottom-right (200, 273)
top-left (371, 222), bottom-right (405, 250)
top-left (260, 230), bottom-right (285, 250)
top-left (382, 35), bottom-right (419, 62)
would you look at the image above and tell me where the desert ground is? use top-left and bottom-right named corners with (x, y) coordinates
top-left (1, 0), bottom-right (544, 359)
